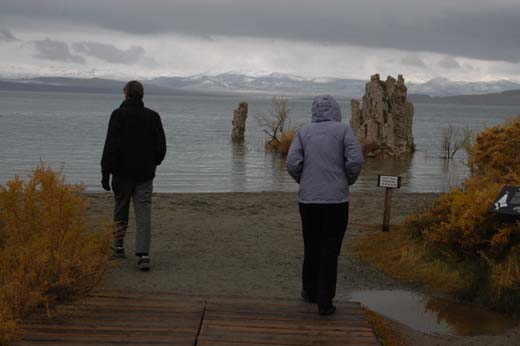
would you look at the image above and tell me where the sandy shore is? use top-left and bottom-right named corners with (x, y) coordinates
top-left (85, 191), bottom-right (434, 296)
top-left (85, 191), bottom-right (519, 346)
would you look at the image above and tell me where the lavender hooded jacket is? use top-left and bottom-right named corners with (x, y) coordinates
top-left (286, 95), bottom-right (364, 204)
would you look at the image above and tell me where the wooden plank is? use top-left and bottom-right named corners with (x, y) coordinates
top-left (23, 316), bottom-right (199, 329)
top-left (198, 341), bottom-right (378, 346)
top-left (198, 329), bottom-right (380, 346)
top-left (17, 292), bottom-right (380, 346)
top-left (23, 324), bottom-right (198, 335)
top-left (22, 331), bottom-right (195, 344)
top-left (197, 299), bottom-right (380, 346)
top-left (16, 342), bottom-right (186, 346)
top-left (201, 323), bottom-right (375, 338)
top-left (198, 342), bottom-right (297, 346)
top-left (199, 316), bottom-right (378, 345)
top-left (203, 309), bottom-right (368, 320)
top-left (37, 311), bottom-right (200, 326)
top-left (16, 293), bottom-right (205, 346)
top-left (203, 318), bottom-right (374, 332)
top-left (202, 317), bottom-right (371, 331)
top-left (203, 311), bottom-right (371, 325)
top-left (207, 298), bottom-right (362, 307)
top-left (197, 334), bottom-right (379, 346)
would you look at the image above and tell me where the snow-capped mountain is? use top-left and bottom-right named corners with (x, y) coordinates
top-left (407, 77), bottom-right (520, 97)
top-left (148, 72), bottom-right (367, 97)
top-left (148, 72), bottom-right (520, 98)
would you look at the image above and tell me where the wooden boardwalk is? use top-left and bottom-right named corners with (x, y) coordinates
top-left (16, 291), bottom-right (380, 346)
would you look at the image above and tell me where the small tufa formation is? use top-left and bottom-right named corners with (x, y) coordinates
top-left (350, 74), bottom-right (414, 158)
top-left (231, 102), bottom-right (248, 142)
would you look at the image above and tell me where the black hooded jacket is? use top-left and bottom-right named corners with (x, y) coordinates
top-left (101, 98), bottom-right (166, 182)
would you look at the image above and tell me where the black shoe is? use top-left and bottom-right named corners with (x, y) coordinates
top-left (137, 255), bottom-right (151, 271)
top-left (110, 246), bottom-right (125, 259)
top-left (301, 290), bottom-right (317, 303)
top-left (318, 304), bottom-right (336, 316)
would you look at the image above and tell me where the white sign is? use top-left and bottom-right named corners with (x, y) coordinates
top-left (378, 175), bottom-right (401, 189)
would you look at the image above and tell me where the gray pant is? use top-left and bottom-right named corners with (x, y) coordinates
top-left (112, 176), bottom-right (153, 256)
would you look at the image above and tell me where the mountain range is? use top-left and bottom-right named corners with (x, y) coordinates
top-left (148, 73), bottom-right (367, 97)
top-left (149, 73), bottom-right (520, 98)
top-left (1, 73), bottom-right (520, 105)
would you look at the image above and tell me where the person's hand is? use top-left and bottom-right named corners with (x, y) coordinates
top-left (101, 173), bottom-right (111, 191)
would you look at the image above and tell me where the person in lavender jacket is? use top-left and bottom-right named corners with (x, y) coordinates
top-left (286, 95), bottom-right (364, 315)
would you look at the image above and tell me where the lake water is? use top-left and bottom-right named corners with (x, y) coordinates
top-left (0, 90), bottom-right (518, 192)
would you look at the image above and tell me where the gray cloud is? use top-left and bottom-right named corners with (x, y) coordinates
top-left (2, 1), bottom-right (520, 62)
top-left (463, 64), bottom-right (478, 72)
top-left (438, 57), bottom-right (461, 69)
top-left (401, 55), bottom-right (426, 68)
top-left (72, 42), bottom-right (145, 64)
top-left (0, 28), bottom-right (18, 41)
top-left (33, 38), bottom-right (85, 64)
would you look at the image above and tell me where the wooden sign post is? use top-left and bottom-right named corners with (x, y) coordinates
top-left (378, 175), bottom-right (401, 232)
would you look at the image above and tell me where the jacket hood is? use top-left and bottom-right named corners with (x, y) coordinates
top-left (311, 95), bottom-right (342, 122)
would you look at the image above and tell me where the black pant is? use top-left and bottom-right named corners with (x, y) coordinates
top-left (299, 202), bottom-right (349, 306)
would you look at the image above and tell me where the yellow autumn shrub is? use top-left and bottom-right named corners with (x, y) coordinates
top-left (0, 163), bottom-right (111, 344)
top-left (264, 128), bottom-right (298, 157)
top-left (277, 128), bottom-right (298, 157)
top-left (405, 115), bottom-right (520, 312)
top-left (468, 117), bottom-right (520, 181)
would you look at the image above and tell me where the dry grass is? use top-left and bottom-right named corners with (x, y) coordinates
top-left (486, 250), bottom-right (520, 311)
top-left (0, 163), bottom-right (111, 344)
top-left (350, 225), bottom-right (466, 295)
top-left (278, 128), bottom-right (297, 156)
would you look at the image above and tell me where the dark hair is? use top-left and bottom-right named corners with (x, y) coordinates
top-left (124, 80), bottom-right (144, 99)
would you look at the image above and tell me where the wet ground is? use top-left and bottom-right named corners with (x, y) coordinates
top-left (349, 289), bottom-right (518, 336)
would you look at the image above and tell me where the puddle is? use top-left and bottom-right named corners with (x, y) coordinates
top-left (349, 290), bottom-right (518, 336)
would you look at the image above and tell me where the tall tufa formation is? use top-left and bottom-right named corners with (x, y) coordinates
top-left (351, 74), bottom-right (414, 158)
top-left (231, 102), bottom-right (248, 142)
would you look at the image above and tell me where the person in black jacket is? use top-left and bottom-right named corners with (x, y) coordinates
top-left (101, 80), bottom-right (166, 271)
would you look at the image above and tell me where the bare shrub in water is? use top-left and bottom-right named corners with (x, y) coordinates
top-left (440, 125), bottom-right (474, 159)
top-left (0, 163), bottom-right (111, 344)
top-left (256, 96), bottom-right (298, 156)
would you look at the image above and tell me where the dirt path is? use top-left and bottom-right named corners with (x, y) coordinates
top-left (86, 191), bottom-right (519, 346)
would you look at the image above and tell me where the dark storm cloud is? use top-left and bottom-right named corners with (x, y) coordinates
top-left (72, 42), bottom-right (146, 64)
top-left (2, 0), bottom-right (520, 62)
top-left (33, 39), bottom-right (85, 64)
top-left (0, 29), bottom-right (18, 41)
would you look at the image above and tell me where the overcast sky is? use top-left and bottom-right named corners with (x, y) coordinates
top-left (0, 0), bottom-right (519, 82)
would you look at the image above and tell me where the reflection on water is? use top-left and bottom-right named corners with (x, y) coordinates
top-left (349, 290), bottom-right (518, 336)
top-left (231, 142), bottom-right (247, 192)
top-left (352, 156), bottom-right (468, 192)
